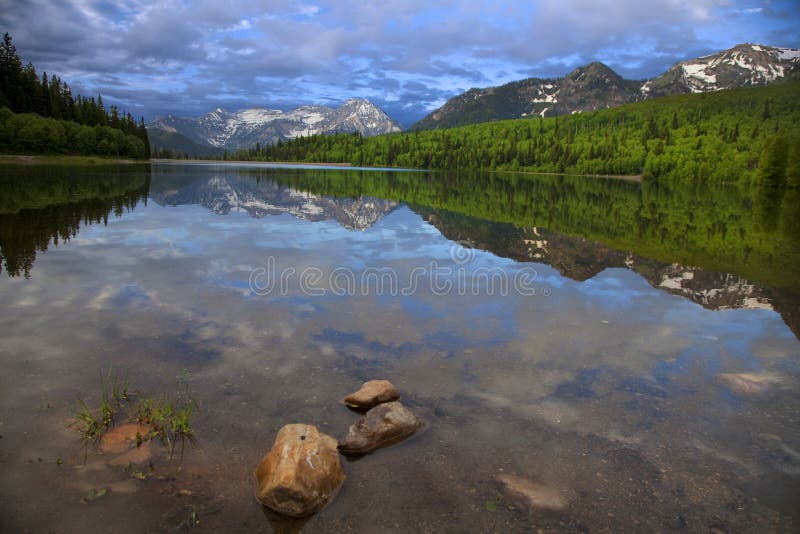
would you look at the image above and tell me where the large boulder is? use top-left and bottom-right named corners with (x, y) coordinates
top-left (255, 424), bottom-right (345, 518)
top-left (338, 401), bottom-right (423, 456)
top-left (342, 379), bottom-right (400, 409)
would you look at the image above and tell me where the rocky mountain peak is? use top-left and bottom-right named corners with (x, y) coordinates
top-left (644, 43), bottom-right (800, 97)
top-left (149, 99), bottom-right (401, 151)
top-left (413, 43), bottom-right (800, 130)
top-left (565, 62), bottom-right (619, 80)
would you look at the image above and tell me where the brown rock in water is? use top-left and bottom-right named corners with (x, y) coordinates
top-left (100, 423), bottom-right (153, 466)
top-left (254, 424), bottom-right (345, 518)
top-left (338, 401), bottom-right (423, 456)
top-left (496, 473), bottom-right (568, 511)
top-left (100, 423), bottom-right (151, 454)
top-left (342, 379), bottom-right (399, 409)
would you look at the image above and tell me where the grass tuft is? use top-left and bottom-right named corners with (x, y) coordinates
top-left (72, 371), bottom-right (197, 460)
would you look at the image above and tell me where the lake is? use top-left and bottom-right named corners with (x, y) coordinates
top-left (1, 162), bottom-right (798, 532)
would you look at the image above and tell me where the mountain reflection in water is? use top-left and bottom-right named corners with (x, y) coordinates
top-left (4, 163), bottom-right (794, 338)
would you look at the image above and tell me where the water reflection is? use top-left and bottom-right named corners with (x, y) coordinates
top-left (150, 168), bottom-right (397, 230)
top-left (4, 162), bottom-right (796, 337)
top-left (0, 162), bottom-right (798, 532)
top-left (147, 163), bottom-right (800, 339)
top-left (151, 163), bottom-right (800, 290)
top-left (0, 165), bottom-right (150, 278)
top-left (414, 207), bottom-right (800, 340)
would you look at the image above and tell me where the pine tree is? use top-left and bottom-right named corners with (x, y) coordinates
top-left (0, 33), bottom-right (24, 109)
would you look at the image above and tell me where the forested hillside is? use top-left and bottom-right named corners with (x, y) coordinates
top-left (232, 82), bottom-right (800, 185)
top-left (0, 33), bottom-right (149, 158)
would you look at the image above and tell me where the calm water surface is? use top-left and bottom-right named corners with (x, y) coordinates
top-left (1, 162), bottom-right (799, 532)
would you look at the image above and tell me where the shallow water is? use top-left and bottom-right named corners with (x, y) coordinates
top-left (1, 162), bottom-right (798, 532)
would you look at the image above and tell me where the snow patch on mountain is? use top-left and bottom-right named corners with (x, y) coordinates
top-left (778, 47), bottom-right (800, 60)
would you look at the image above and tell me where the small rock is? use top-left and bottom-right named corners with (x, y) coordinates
top-left (338, 401), bottom-right (423, 456)
top-left (496, 473), bottom-right (568, 511)
top-left (255, 424), bottom-right (345, 518)
top-left (81, 487), bottom-right (108, 504)
top-left (342, 379), bottom-right (399, 409)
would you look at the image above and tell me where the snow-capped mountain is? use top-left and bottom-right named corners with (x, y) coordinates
top-left (150, 173), bottom-right (398, 230)
top-left (414, 43), bottom-right (800, 129)
top-left (149, 98), bottom-right (401, 151)
top-left (415, 62), bottom-right (643, 129)
top-left (644, 43), bottom-right (800, 96)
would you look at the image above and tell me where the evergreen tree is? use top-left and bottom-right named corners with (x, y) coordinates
top-left (785, 134), bottom-right (800, 188)
top-left (757, 134), bottom-right (788, 188)
top-left (0, 33), bottom-right (24, 110)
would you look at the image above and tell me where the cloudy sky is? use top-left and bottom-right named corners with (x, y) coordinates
top-left (2, 0), bottom-right (798, 126)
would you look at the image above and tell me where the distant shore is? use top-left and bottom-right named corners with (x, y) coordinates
top-left (1, 155), bottom-right (642, 182)
top-left (151, 158), bottom-right (353, 167)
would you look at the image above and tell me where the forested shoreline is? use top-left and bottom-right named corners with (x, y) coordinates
top-left (0, 33), bottom-right (149, 159)
top-left (227, 82), bottom-right (800, 186)
top-left (3, 28), bottom-right (798, 183)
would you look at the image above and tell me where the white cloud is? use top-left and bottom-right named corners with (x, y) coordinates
top-left (297, 4), bottom-right (320, 17)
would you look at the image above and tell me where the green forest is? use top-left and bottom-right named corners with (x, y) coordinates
top-left (231, 82), bottom-right (800, 186)
top-left (0, 33), bottom-right (149, 159)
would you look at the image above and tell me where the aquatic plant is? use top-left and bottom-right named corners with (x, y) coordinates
top-left (134, 394), bottom-right (196, 458)
top-left (73, 398), bottom-right (104, 444)
top-left (72, 372), bottom-right (197, 459)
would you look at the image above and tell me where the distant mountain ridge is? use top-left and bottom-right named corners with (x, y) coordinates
top-left (148, 98), bottom-right (401, 152)
top-left (414, 43), bottom-right (800, 129)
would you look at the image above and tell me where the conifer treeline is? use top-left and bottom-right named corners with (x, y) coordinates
top-left (0, 33), bottom-right (150, 158)
top-left (229, 82), bottom-right (799, 186)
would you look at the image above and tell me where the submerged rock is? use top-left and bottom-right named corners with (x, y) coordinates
top-left (100, 423), bottom-right (153, 466)
top-left (255, 424), bottom-right (345, 518)
top-left (343, 379), bottom-right (400, 409)
top-left (338, 401), bottom-right (423, 456)
top-left (716, 372), bottom-right (782, 395)
top-left (496, 473), bottom-right (568, 511)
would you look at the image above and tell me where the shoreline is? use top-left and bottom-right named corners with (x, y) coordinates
top-left (0, 154), bottom-right (145, 165)
top-left (151, 158), bottom-right (353, 167)
top-left (155, 158), bottom-right (643, 181)
top-left (1, 154), bottom-right (643, 182)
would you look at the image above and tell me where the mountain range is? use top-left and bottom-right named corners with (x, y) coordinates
top-left (148, 98), bottom-right (400, 156)
top-left (413, 43), bottom-right (800, 129)
top-left (148, 43), bottom-right (800, 154)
